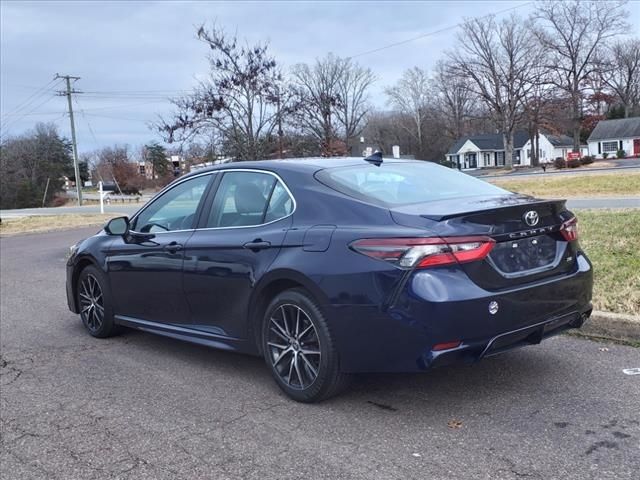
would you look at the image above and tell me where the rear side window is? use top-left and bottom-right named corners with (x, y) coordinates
top-left (205, 171), bottom-right (293, 228)
top-left (315, 162), bottom-right (509, 206)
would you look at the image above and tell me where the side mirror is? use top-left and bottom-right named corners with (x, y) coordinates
top-left (104, 216), bottom-right (129, 236)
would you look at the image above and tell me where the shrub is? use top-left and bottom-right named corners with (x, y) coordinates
top-left (554, 157), bottom-right (566, 169)
top-left (567, 158), bottom-right (581, 168)
top-left (602, 152), bottom-right (609, 159)
top-left (616, 149), bottom-right (626, 158)
top-left (580, 155), bottom-right (594, 165)
top-left (49, 195), bottom-right (69, 207)
top-left (439, 159), bottom-right (456, 169)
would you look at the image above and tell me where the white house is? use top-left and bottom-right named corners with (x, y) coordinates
top-left (587, 117), bottom-right (640, 159)
top-left (521, 134), bottom-right (588, 163)
top-left (445, 131), bottom-right (587, 170)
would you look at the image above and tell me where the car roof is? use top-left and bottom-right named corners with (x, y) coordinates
top-left (182, 156), bottom-right (419, 179)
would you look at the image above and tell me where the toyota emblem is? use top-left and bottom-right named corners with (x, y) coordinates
top-left (523, 210), bottom-right (539, 227)
top-left (488, 301), bottom-right (499, 315)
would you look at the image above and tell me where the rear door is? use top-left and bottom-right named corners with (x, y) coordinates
top-left (183, 170), bottom-right (294, 339)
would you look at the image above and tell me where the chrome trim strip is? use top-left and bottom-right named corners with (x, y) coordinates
top-left (129, 168), bottom-right (297, 235)
top-left (128, 171), bottom-right (217, 233)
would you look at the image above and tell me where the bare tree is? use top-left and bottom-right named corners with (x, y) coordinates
top-left (336, 60), bottom-right (376, 152)
top-left (430, 60), bottom-right (473, 141)
top-left (603, 38), bottom-right (640, 118)
top-left (290, 54), bottom-right (345, 156)
top-left (385, 67), bottom-right (431, 157)
top-left (534, 0), bottom-right (629, 150)
top-left (158, 25), bottom-right (285, 160)
top-left (290, 54), bottom-right (374, 156)
top-left (448, 14), bottom-right (542, 168)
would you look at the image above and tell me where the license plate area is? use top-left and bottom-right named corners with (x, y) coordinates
top-left (488, 234), bottom-right (560, 276)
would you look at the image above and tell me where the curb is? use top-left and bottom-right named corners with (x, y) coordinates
top-left (576, 311), bottom-right (640, 344)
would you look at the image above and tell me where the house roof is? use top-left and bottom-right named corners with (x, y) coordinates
top-left (544, 133), bottom-right (574, 147)
top-left (588, 117), bottom-right (640, 142)
top-left (447, 131), bottom-right (529, 154)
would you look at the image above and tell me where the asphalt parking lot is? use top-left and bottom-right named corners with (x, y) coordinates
top-left (1, 227), bottom-right (639, 479)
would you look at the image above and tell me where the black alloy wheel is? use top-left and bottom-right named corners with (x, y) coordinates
top-left (262, 289), bottom-right (350, 402)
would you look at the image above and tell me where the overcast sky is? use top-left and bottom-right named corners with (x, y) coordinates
top-left (2, 0), bottom-right (639, 153)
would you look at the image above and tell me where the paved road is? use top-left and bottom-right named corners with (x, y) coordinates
top-left (469, 158), bottom-right (640, 179)
top-left (1, 196), bottom-right (639, 221)
top-left (0, 203), bottom-right (143, 219)
top-left (1, 228), bottom-right (638, 479)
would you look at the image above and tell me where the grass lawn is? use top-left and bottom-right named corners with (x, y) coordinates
top-left (490, 172), bottom-right (640, 197)
top-left (578, 209), bottom-right (640, 316)
top-left (0, 213), bottom-right (122, 235)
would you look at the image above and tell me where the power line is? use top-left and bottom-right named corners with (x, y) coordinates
top-left (1, 78), bottom-right (61, 122)
top-left (73, 96), bottom-right (101, 149)
top-left (84, 112), bottom-right (150, 122)
top-left (1, 93), bottom-right (59, 134)
top-left (347, 1), bottom-right (533, 59)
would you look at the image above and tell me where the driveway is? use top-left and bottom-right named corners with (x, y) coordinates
top-left (1, 228), bottom-right (638, 479)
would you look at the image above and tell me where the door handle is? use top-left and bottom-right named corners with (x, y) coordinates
top-left (243, 239), bottom-right (271, 251)
top-left (164, 242), bottom-right (183, 254)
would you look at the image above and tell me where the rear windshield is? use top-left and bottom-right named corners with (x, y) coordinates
top-left (315, 162), bottom-right (510, 206)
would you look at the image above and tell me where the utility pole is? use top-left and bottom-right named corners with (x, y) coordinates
top-left (55, 74), bottom-right (83, 205)
top-left (276, 85), bottom-right (284, 159)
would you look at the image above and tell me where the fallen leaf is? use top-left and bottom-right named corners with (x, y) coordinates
top-left (598, 347), bottom-right (609, 352)
top-left (447, 419), bottom-right (463, 429)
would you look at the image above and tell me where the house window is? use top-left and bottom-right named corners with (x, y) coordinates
top-left (496, 151), bottom-right (505, 166)
top-left (602, 141), bottom-right (618, 153)
top-left (513, 150), bottom-right (521, 165)
top-left (139, 165), bottom-right (146, 176)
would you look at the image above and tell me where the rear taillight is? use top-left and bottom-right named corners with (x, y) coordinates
top-left (560, 217), bottom-right (578, 242)
top-left (350, 236), bottom-right (495, 269)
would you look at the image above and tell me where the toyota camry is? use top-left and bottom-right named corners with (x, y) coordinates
top-left (66, 156), bottom-right (593, 402)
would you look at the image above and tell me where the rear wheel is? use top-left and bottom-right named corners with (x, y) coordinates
top-left (77, 265), bottom-right (119, 338)
top-left (262, 288), bottom-right (350, 402)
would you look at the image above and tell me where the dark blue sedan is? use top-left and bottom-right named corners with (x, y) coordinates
top-left (66, 157), bottom-right (593, 402)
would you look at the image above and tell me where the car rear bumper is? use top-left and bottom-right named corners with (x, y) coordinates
top-left (326, 252), bottom-right (593, 373)
top-left (422, 308), bottom-right (591, 369)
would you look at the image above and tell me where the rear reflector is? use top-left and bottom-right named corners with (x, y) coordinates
top-left (433, 341), bottom-right (462, 351)
top-left (351, 236), bottom-right (495, 269)
top-left (560, 217), bottom-right (578, 242)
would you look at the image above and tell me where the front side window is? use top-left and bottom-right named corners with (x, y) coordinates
top-left (133, 174), bottom-right (211, 232)
top-left (205, 171), bottom-right (293, 228)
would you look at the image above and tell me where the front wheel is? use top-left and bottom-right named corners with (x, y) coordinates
top-left (262, 288), bottom-right (350, 402)
top-left (77, 265), bottom-right (119, 338)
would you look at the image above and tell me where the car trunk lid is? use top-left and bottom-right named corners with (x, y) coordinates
top-left (390, 194), bottom-right (578, 289)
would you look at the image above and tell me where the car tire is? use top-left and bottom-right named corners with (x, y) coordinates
top-left (76, 265), bottom-right (119, 338)
top-left (262, 288), bottom-right (350, 403)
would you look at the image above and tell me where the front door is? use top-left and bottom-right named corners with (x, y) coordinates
top-left (634, 139), bottom-right (640, 156)
top-left (183, 170), bottom-right (294, 339)
top-left (107, 173), bottom-right (213, 326)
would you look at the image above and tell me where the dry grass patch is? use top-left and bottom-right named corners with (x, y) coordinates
top-left (0, 214), bottom-right (123, 235)
top-left (577, 209), bottom-right (640, 316)
top-left (490, 172), bottom-right (640, 197)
